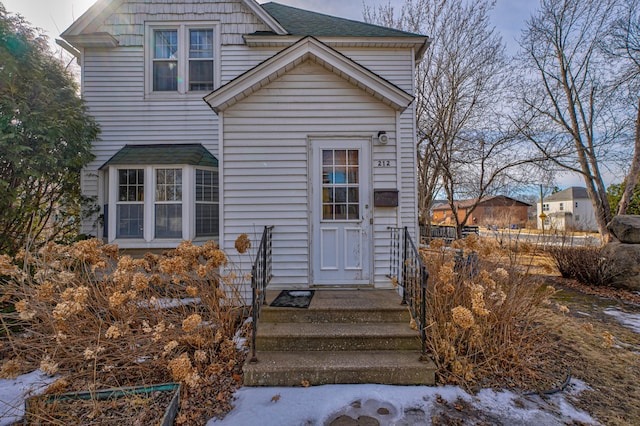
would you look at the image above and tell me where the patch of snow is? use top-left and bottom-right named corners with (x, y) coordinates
top-left (604, 308), bottom-right (640, 334)
top-left (0, 370), bottom-right (56, 426)
top-left (137, 297), bottom-right (201, 309)
top-left (233, 318), bottom-right (252, 352)
top-left (288, 291), bottom-right (312, 297)
top-left (208, 382), bottom-right (599, 426)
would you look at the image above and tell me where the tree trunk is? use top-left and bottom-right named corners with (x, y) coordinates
top-left (618, 98), bottom-right (640, 216)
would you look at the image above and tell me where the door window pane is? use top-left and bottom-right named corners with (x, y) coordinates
top-left (321, 149), bottom-right (360, 221)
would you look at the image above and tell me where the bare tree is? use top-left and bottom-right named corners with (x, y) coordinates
top-left (515, 0), bottom-right (622, 241)
top-left (365, 0), bottom-right (540, 238)
top-left (606, 0), bottom-right (640, 215)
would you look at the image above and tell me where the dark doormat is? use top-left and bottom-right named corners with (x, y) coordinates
top-left (270, 290), bottom-right (315, 308)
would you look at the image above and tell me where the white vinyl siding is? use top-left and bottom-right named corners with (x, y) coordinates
top-left (76, 1), bottom-right (419, 291)
top-left (221, 61), bottom-right (415, 288)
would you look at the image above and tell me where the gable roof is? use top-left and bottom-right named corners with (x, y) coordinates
top-left (100, 144), bottom-right (218, 169)
top-left (260, 2), bottom-right (423, 38)
top-left (432, 196), bottom-right (531, 210)
top-left (250, 3), bottom-right (430, 60)
top-left (544, 187), bottom-right (589, 202)
top-left (60, 0), bottom-right (287, 44)
top-left (204, 36), bottom-right (414, 114)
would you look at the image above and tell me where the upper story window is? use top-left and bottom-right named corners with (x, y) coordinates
top-left (542, 203), bottom-right (549, 212)
top-left (559, 202), bottom-right (564, 211)
top-left (147, 23), bottom-right (218, 95)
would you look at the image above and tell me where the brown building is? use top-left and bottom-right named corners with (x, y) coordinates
top-left (431, 196), bottom-right (531, 228)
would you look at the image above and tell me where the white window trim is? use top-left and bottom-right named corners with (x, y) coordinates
top-left (145, 21), bottom-right (221, 98)
top-left (107, 165), bottom-right (218, 247)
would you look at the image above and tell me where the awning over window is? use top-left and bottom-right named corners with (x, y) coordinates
top-left (100, 144), bottom-right (218, 169)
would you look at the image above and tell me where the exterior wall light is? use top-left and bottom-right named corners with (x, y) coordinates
top-left (377, 131), bottom-right (389, 144)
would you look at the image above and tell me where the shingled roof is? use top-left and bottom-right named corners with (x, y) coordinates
top-left (544, 187), bottom-right (589, 202)
top-left (100, 144), bottom-right (218, 169)
top-left (260, 2), bottom-right (424, 38)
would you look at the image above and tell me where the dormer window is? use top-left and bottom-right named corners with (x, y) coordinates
top-left (147, 23), bottom-right (218, 95)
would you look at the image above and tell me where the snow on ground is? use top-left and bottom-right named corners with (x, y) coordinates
top-left (0, 370), bottom-right (599, 425)
top-left (0, 370), bottom-right (56, 426)
top-left (209, 381), bottom-right (598, 426)
top-left (604, 307), bottom-right (640, 334)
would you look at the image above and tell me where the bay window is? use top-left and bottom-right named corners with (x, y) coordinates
top-left (102, 145), bottom-right (219, 246)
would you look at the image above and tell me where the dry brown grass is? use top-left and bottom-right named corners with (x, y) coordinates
top-left (0, 239), bottom-right (250, 425)
top-left (542, 285), bottom-right (640, 426)
top-left (421, 235), bottom-right (566, 390)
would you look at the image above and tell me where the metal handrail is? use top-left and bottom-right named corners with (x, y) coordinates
top-left (250, 225), bottom-right (274, 363)
top-left (388, 226), bottom-right (429, 360)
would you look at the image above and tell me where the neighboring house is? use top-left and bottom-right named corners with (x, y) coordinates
top-left (537, 187), bottom-right (597, 231)
top-left (59, 0), bottom-right (429, 289)
top-left (431, 196), bottom-right (531, 229)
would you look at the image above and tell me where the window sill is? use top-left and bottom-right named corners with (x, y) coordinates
top-left (144, 91), bottom-right (214, 101)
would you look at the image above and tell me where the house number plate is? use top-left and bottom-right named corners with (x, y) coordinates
top-left (375, 160), bottom-right (393, 167)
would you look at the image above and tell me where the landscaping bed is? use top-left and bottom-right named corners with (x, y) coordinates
top-left (25, 384), bottom-right (180, 425)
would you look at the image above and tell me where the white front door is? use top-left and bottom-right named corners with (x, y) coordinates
top-left (311, 139), bottom-right (371, 286)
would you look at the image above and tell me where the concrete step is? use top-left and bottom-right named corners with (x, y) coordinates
top-left (255, 322), bottom-right (420, 352)
top-left (262, 289), bottom-right (411, 324)
top-left (243, 350), bottom-right (436, 386)
top-left (260, 306), bottom-right (410, 324)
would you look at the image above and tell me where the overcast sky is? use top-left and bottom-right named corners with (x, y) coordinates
top-left (1, 0), bottom-right (537, 55)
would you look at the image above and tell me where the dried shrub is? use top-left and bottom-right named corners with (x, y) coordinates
top-left (0, 239), bottom-right (250, 424)
top-left (546, 245), bottom-right (616, 287)
top-left (421, 235), bottom-right (558, 389)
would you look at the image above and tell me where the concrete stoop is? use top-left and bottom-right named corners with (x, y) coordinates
top-left (243, 289), bottom-right (436, 386)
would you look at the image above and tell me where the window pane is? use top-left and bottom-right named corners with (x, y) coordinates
top-left (154, 30), bottom-right (177, 59)
top-left (189, 60), bottom-right (214, 91)
top-left (196, 204), bottom-right (218, 237)
top-left (189, 29), bottom-right (213, 58)
top-left (155, 204), bottom-right (182, 238)
top-left (156, 169), bottom-right (182, 202)
top-left (322, 150), bottom-right (333, 165)
top-left (348, 188), bottom-right (359, 203)
top-left (348, 150), bottom-right (358, 165)
top-left (116, 204), bottom-right (143, 238)
top-left (196, 169), bottom-right (218, 203)
top-left (153, 61), bottom-right (178, 91)
top-left (118, 169), bottom-right (144, 202)
top-left (322, 205), bottom-right (333, 220)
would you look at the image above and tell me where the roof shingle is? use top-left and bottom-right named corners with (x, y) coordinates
top-left (100, 144), bottom-right (218, 169)
top-left (260, 2), bottom-right (425, 38)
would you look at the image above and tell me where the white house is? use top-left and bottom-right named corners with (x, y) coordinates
top-left (59, 0), bottom-right (429, 289)
top-left (537, 187), bottom-right (598, 232)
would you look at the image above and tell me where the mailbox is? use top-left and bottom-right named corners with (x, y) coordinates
top-left (374, 189), bottom-right (399, 207)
